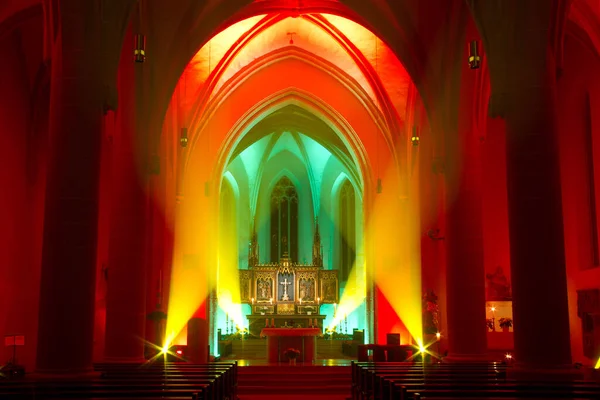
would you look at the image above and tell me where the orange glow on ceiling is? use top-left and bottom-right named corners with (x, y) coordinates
top-left (176, 13), bottom-right (411, 126)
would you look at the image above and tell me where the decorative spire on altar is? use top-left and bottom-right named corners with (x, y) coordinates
top-left (312, 217), bottom-right (323, 267)
top-left (248, 220), bottom-right (259, 268)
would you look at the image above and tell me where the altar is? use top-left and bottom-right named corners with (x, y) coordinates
top-left (239, 220), bottom-right (340, 338)
top-left (260, 328), bottom-right (321, 363)
top-left (247, 314), bottom-right (326, 337)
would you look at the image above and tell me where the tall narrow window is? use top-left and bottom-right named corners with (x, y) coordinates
top-left (339, 180), bottom-right (356, 282)
top-left (270, 177), bottom-right (298, 262)
top-left (584, 92), bottom-right (599, 267)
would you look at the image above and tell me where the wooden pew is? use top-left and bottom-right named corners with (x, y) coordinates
top-left (95, 361), bottom-right (237, 400)
top-left (352, 361), bottom-right (600, 400)
top-left (353, 361), bottom-right (505, 400)
top-left (0, 382), bottom-right (214, 399)
top-left (388, 381), bottom-right (600, 400)
top-left (0, 362), bottom-right (237, 400)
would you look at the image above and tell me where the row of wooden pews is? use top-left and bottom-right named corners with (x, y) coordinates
top-left (351, 361), bottom-right (600, 400)
top-left (0, 361), bottom-right (237, 399)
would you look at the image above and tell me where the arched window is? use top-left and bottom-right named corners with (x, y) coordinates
top-left (339, 180), bottom-right (356, 282)
top-left (270, 177), bottom-right (298, 262)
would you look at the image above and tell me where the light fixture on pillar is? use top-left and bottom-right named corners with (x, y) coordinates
top-left (180, 128), bottom-right (188, 148)
top-left (411, 126), bottom-right (420, 146)
top-left (468, 40), bottom-right (481, 69)
top-left (134, 34), bottom-right (146, 63)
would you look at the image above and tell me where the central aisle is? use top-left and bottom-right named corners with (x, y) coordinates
top-left (237, 365), bottom-right (352, 399)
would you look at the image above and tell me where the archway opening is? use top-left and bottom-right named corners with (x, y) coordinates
top-left (160, 11), bottom-right (424, 357)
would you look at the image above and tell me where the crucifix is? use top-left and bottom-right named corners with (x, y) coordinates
top-left (280, 278), bottom-right (292, 301)
top-left (287, 32), bottom-right (296, 45)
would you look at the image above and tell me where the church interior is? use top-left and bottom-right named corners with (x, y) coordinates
top-left (2, 0), bottom-right (600, 397)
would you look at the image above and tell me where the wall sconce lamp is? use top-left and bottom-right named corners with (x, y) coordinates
top-left (134, 34), bottom-right (146, 63)
top-left (468, 40), bottom-right (481, 69)
top-left (180, 128), bottom-right (188, 148)
top-left (411, 126), bottom-right (420, 146)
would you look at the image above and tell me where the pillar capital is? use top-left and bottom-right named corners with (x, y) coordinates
top-left (467, 0), bottom-right (570, 117)
top-left (48, 0), bottom-right (137, 112)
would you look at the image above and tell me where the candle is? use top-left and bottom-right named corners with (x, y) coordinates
top-left (251, 297), bottom-right (255, 304)
top-left (265, 318), bottom-right (268, 327)
top-left (270, 298), bottom-right (273, 305)
top-left (317, 297), bottom-right (320, 305)
top-left (299, 298), bottom-right (302, 305)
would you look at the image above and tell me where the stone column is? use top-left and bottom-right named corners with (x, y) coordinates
top-left (444, 55), bottom-right (487, 360)
top-left (36, 2), bottom-right (104, 372)
top-left (104, 29), bottom-right (148, 362)
top-left (502, 78), bottom-right (572, 369)
top-left (467, 0), bottom-right (573, 371)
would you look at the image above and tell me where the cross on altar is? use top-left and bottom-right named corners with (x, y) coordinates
top-left (280, 278), bottom-right (292, 301)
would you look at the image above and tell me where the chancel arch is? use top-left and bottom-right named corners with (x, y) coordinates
top-left (172, 71), bottom-right (407, 345)
top-left (164, 11), bottom-right (414, 347)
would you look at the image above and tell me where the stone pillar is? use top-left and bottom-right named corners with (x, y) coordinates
top-left (36, 2), bottom-right (104, 372)
top-left (104, 30), bottom-right (148, 362)
top-left (467, 0), bottom-right (573, 371)
top-left (444, 58), bottom-right (487, 360)
top-left (503, 78), bottom-right (572, 369)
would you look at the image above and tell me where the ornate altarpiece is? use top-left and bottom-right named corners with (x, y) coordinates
top-left (240, 220), bottom-right (339, 335)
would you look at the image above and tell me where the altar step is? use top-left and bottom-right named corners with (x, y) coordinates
top-left (316, 338), bottom-right (347, 358)
top-left (224, 338), bottom-right (350, 360)
top-left (237, 365), bottom-right (351, 399)
top-left (228, 339), bottom-right (267, 359)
